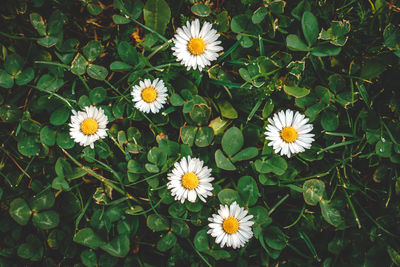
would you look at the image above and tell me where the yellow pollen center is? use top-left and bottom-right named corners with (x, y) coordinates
top-left (181, 172), bottom-right (199, 190)
top-left (281, 126), bottom-right (298, 143)
top-left (80, 118), bottom-right (98, 135)
top-left (222, 216), bottom-right (239, 234)
top-left (187, 37), bottom-right (206, 55)
top-left (141, 87), bottom-right (157, 103)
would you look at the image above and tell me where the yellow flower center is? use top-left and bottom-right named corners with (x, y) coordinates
top-left (141, 87), bottom-right (157, 103)
top-left (222, 216), bottom-right (239, 234)
top-left (187, 37), bottom-right (206, 55)
top-left (280, 126), bottom-right (298, 143)
top-left (80, 118), bottom-right (98, 135)
top-left (181, 172), bottom-right (199, 190)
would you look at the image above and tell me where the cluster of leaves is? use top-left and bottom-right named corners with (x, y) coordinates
top-left (1, 0), bottom-right (400, 266)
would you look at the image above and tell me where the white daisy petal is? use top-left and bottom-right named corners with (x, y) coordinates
top-left (131, 78), bottom-right (168, 114)
top-left (207, 202), bottom-right (254, 249)
top-left (264, 109), bottom-right (314, 157)
top-left (166, 156), bottom-right (214, 204)
top-left (172, 19), bottom-right (223, 71)
top-left (69, 106), bottom-right (108, 149)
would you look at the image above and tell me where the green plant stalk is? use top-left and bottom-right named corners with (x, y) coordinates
top-left (147, 39), bottom-right (173, 59)
top-left (268, 193), bottom-right (289, 216)
top-left (299, 231), bottom-right (321, 262)
top-left (317, 139), bottom-right (361, 154)
top-left (284, 204), bottom-right (305, 229)
top-left (186, 239), bottom-right (212, 267)
top-left (62, 149), bottom-right (139, 203)
top-left (353, 198), bottom-right (396, 237)
top-left (131, 19), bottom-right (169, 43)
top-left (343, 188), bottom-right (362, 229)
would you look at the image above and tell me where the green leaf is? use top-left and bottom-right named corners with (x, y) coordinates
top-left (387, 246), bottom-right (400, 266)
top-left (264, 226), bottom-right (286, 250)
top-left (143, 0), bottom-right (171, 34)
top-left (110, 61), bottom-right (133, 72)
top-left (190, 104), bottom-right (211, 125)
top-left (215, 149), bottom-right (236, 171)
top-left (360, 58), bottom-right (386, 80)
top-left (0, 104), bottom-right (21, 122)
top-left (157, 232), bottom-right (177, 251)
top-left (147, 214), bottom-right (170, 231)
top-left (5, 54), bottom-right (24, 75)
top-left (171, 219), bottom-right (190, 238)
top-left (18, 135), bottom-right (40, 157)
top-left (83, 41), bottom-right (103, 62)
top-left (48, 10), bottom-right (65, 35)
top-left (216, 11), bottom-right (229, 32)
top-left (303, 179), bottom-right (325, 206)
top-left (231, 147), bottom-right (259, 163)
top-left (113, 14), bottom-right (131, 24)
top-left (249, 206), bottom-right (270, 226)
top-left (170, 93), bottom-right (184, 106)
top-left (118, 41), bottom-right (139, 65)
top-left (50, 106), bottom-right (70, 126)
top-left (52, 176), bottom-right (70, 191)
top-left (191, 4), bottom-right (210, 17)
top-left (0, 69), bottom-right (14, 89)
top-left (284, 85), bottom-right (310, 98)
top-left (311, 45), bottom-right (341, 57)
top-left (30, 12), bottom-right (47, 36)
top-left (231, 14), bottom-right (251, 33)
top-left (218, 100), bottom-right (238, 119)
top-left (87, 64), bottom-right (108, 80)
top-left (320, 199), bottom-right (344, 228)
top-left (286, 34), bottom-right (310, 51)
top-left (194, 230), bottom-right (209, 252)
top-left (301, 11), bottom-right (319, 46)
top-left (32, 210), bottom-right (59, 229)
top-left (208, 250), bottom-right (231, 260)
top-left (15, 67), bottom-right (34, 85)
top-left (101, 235), bottom-right (130, 258)
top-left (114, 0), bottom-right (144, 19)
top-left (252, 6), bottom-right (268, 24)
top-left (87, 3), bottom-right (103, 15)
top-left (180, 125), bottom-right (197, 147)
top-left (37, 74), bottom-right (64, 92)
top-left (320, 111), bottom-right (339, 131)
top-left (147, 147), bottom-right (167, 166)
top-left (195, 126), bottom-right (214, 147)
top-left (56, 131), bottom-right (75, 149)
top-left (81, 250), bottom-right (97, 267)
top-left (74, 228), bottom-right (106, 249)
top-left (9, 198), bottom-right (32, 225)
top-left (254, 156), bottom-right (287, 175)
top-left (89, 87), bottom-right (107, 104)
top-left (222, 127), bottom-right (243, 157)
top-left (209, 117), bottom-right (230, 136)
top-left (376, 140), bottom-right (392, 157)
top-left (218, 189), bottom-right (240, 205)
top-left (37, 35), bottom-right (58, 48)
top-left (71, 54), bottom-right (88, 76)
top-left (238, 176), bottom-right (258, 206)
top-left (30, 191), bottom-right (55, 211)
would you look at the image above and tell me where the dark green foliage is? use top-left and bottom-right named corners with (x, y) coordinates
top-left (0, 0), bottom-right (400, 266)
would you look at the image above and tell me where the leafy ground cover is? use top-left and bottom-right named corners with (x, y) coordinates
top-left (1, 0), bottom-right (400, 266)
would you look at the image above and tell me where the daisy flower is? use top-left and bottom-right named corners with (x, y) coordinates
top-left (167, 156), bottom-right (214, 203)
top-left (69, 106), bottom-right (108, 149)
top-left (131, 78), bottom-right (168, 114)
top-left (264, 109), bottom-right (315, 158)
top-left (208, 201), bottom-right (254, 249)
top-left (172, 19), bottom-right (223, 71)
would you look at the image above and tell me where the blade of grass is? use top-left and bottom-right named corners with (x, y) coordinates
top-left (215, 41), bottom-right (239, 64)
